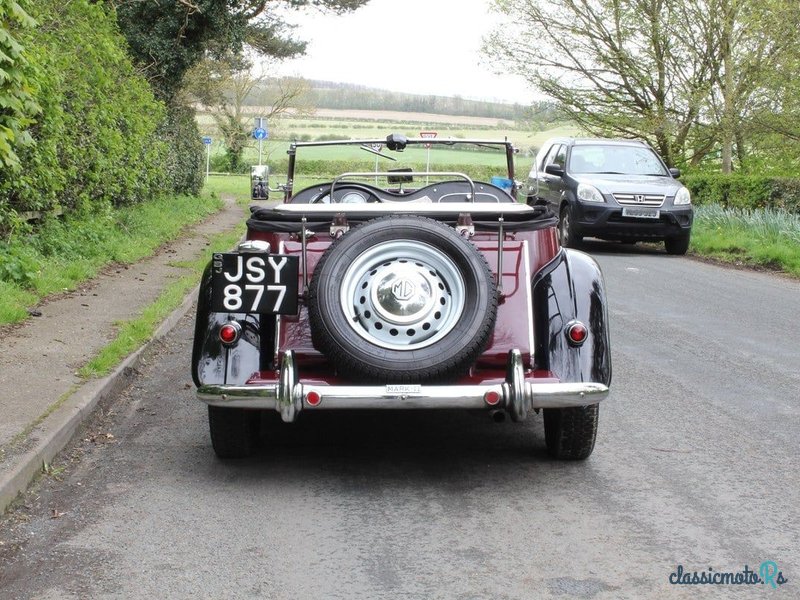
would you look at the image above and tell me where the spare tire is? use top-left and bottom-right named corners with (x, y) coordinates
top-left (308, 215), bottom-right (497, 382)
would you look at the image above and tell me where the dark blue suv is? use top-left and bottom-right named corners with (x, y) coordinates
top-left (523, 138), bottom-right (693, 254)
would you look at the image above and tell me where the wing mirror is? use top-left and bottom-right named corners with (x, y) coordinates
top-left (544, 163), bottom-right (565, 177)
top-left (669, 167), bottom-right (681, 178)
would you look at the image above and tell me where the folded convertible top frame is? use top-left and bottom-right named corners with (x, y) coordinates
top-left (270, 202), bottom-right (536, 216)
top-left (330, 172), bottom-right (476, 202)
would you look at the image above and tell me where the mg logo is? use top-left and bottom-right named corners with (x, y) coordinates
top-left (392, 279), bottom-right (416, 301)
top-left (635, 194), bottom-right (646, 203)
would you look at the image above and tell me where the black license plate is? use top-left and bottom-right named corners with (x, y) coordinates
top-left (210, 253), bottom-right (299, 314)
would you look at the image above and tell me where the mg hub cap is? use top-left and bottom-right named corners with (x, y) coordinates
top-left (340, 240), bottom-right (466, 350)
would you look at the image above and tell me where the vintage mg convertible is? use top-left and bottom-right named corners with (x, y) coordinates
top-left (192, 135), bottom-right (611, 459)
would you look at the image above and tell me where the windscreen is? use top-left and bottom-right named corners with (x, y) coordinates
top-left (568, 145), bottom-right (668, 176)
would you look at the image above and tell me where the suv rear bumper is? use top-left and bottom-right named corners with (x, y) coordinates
top-left (197, 350), bottom-right (609, 423)
top-left (574, 203), bottom-right (693, 240)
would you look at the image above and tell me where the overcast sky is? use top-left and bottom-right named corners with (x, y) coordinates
top-left (272, 0), bottom-right (535, 105)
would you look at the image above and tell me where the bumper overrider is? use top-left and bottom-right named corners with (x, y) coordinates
top-left (196, 349), bottom-right (609, 423)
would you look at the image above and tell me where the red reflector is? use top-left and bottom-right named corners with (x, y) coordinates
top-left (567, 322), bottom-right (588, 345)
top-left (219, 323), bottom-right (239, 344)
top-left (306, 390), bottom-right (321, 406)
top-left (484, 390), bottom-right (501, 406)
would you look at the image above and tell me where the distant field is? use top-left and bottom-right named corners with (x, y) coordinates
top-left (197, 112), bottom-right (579, 150)
top-left (221, 106), bottom-right (516, 127)
top-left (291, 108), bottom-right (515, 127)
top-left (197, 108), bottom-right (581, 177)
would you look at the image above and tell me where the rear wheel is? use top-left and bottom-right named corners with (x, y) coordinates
top-left (559, 205), bottom-right (582, 248)
top-left (665, 234), bottom-right (690, 255)
top-left (208, 406), bottom-right (260, 459)
top-left (543, 405), bottom-right (599, 460)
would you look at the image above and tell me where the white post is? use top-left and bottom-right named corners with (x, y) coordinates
top-left (258, 139), bottom-right (263, 166)
top-left (206, 143), bottom-right (210, 181)
top-left (426, 146), bottom-right (431, 185)
top-left (375, 154), bottom-right (379, 185)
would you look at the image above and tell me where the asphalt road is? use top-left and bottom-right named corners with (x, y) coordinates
top-left (1, 243), bottom-right (798, 599)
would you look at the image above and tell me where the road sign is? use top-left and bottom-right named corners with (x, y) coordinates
top-left (371, 143), bottom-right (383, 152)
top-left (420, 131), bottom-right (437, 149)
top-left (253, 127), bottom-right (268, 140)
top-left (202, 136), bottom-right (212, 145)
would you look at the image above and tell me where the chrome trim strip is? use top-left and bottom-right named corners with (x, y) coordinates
top-left (197, 349), bottom-right (609, 422)
top-left (300, 217), bottom-right (308, 294)
top-left (496, 217), bottom-right (504, 294)
top-left (613, 193), bottom-right (665, 207)
top-left (522, 240), bottom-right (535, 361)
top-left (272, 203), bottom-right (536, 215)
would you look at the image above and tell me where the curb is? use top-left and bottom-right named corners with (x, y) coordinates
top-left (0, 284), bottom-right (200, 514)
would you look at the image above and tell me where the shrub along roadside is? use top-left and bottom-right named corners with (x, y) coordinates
top-left (682, 173), bottom-right (800, 213)
top-left (78, 228), bottom-right (243, 378)
top-left (0, 194), bottom-right (222, 325)
top-left (690, 204), bottom-right (800, 277)
top-left (1, 0), bottom-right (192, 233)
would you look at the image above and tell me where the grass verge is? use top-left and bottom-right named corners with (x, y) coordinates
top-left (0, 194), bottom-right (223, 325)
top-left (78, 228), bottom-right (243, 378)
top-left (202, 175), bottom-right (251, 205)
top-left (691, 204), bottom-right (800, 277)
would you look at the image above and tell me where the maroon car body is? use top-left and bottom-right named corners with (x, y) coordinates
top-left (192, 136), bottom-right (611, 460)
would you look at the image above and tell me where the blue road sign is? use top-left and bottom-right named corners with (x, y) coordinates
top-left (202, 136), bottom-right (212, 145)
top-left (253, 127), bottom-right (268, 140)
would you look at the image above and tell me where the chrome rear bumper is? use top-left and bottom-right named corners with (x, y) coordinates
top-left (197, 349), bottom-right (609, 423)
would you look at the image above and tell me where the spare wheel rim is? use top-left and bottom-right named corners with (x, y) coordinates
top-left (339, 240), bottom-right (466, 350)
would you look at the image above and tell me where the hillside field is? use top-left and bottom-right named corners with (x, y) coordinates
top-left (196, 107), bottom-right (581, 175)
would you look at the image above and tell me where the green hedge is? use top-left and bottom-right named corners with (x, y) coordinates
top-left (682, 173), bottom-right (800, 213)
top-left (0, 0), bottom-right (39, 172)
top-left (1, 0), bottom-right (177, 232)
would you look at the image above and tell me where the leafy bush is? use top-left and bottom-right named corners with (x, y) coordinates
top-left (0, 0), bottom-right (172, 229)
top-left (683, 173), bottom-right (800, 213)
top-left (0, 193), bottom-right (221, 292)
top-left (159, 103), bottom-right (204, 196)
top-left (209, 152), bottom-right (232, 173)
top-left (0, 0), bottom-right (39, 171)
top-left (0, 241), bottom-right (38, 286)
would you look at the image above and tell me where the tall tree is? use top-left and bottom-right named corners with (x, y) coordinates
top-left (184, 54), bottom-right (310, 170)
top-left (485, 0), bottom-right (800, 170)
top-left (110, 0), bottom-right (370, 102)
top-left (704, 0), bottom-right (800, 172)
top-left (109, 0), bottom-right (369, 193)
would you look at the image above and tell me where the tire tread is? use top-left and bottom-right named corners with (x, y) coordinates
top-left (208, 406), bottom-right (259, 459)
top-left (543, 405), bottom-right (599, 460)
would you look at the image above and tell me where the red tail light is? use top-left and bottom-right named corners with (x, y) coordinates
top-left (219, 322), bottom-right (241, 345)
top-left (484, 390), bottom-right (501, 406)
top-left (566, 321), bottom-right (588, 346)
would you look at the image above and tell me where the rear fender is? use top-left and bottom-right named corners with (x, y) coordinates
top-left (191, 262), bottom-right (274, 387)
top-left (532, 249), bottom-right (612, 385)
